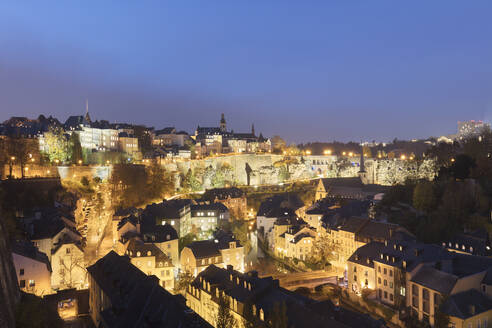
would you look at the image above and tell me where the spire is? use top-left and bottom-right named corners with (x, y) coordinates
top-left (83, 99), bottom-right (92, 125)
top-left (251, 123), bottom-right (255, 136)
top-left (220, 113), bottom-right (226, 132)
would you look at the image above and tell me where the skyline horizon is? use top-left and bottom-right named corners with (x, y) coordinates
top-left (1, 2), bottom-right (491, 143)
top-left (0, 107), bottom-right (476, 144)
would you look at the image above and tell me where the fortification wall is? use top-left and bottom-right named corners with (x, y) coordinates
top-left (3, 155), bottom-right (437, 188)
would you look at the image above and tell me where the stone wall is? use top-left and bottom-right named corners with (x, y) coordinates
top-left (3, 155), bottom-right (437, 189)
top-left (0, 216), bottom-right (20, 328)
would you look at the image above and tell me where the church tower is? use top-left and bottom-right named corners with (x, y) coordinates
top-left (251, 123), bottom-right (255, 136)
top-left (220, 113), bottom-right (226, 132)
top-left (358, 145), bottom-right (368, 184)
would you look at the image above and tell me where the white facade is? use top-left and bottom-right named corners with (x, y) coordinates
top-left (77, 126), bottom-right (119, 151)
top-left (12, 253), bottom-right (52, 296)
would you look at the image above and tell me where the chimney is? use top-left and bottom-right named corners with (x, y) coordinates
top-left (469, 305), bottom-right (475, 316)
top-left (227, 265), bottom-right (233, 272)
top-left (248, 270), bottom-right (258, 278)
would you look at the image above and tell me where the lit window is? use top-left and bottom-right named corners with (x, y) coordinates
top-left (171, 220), bottom-right (175, 226)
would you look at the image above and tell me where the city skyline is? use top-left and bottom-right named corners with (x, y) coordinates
top-left (1, 1), bottom-right (492, 143)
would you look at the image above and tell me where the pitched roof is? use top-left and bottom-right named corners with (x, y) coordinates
top-left (186, 240), bottom-right (221, 259)
top-left (348, 242), bottom-right (385, 269)
top-left (141, 199), bottom-right (192, 220)
top-left (442, 289), bottom-right (492, 319)
top-left (11, 241), bottom-right (51, 272)
top-left (257, 193), bottom-right (303, 217)
top-left (117, 215), bottom-right (138, 231)
top-left (140, 223), bottom-right (178, 243)
top-left (193, 265), bottom-right (349, 328)
top-left (410, 266), bottom-right (458, 294)
top-left (126, 239), bottom-right (173, 266)
top-left (186, 232), bottom-right (241, 259)
top-left (87, 251), bottom-right (210, 328)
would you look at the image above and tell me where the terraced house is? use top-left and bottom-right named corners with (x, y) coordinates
top-left (348, 239), bottom-right (492, 327)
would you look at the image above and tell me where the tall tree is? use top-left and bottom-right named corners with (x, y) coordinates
top-left (70, 133), bottom-right (83, 164)
top-left (412, 180), bottom-right (437, 213)
top-left (42, 127), bottom-right (70, 163)
top-left (215, 294), bottom-right (236, 328)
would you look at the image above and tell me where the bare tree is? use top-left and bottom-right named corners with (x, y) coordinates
top-left (59, 246), bottom-right (86, 289)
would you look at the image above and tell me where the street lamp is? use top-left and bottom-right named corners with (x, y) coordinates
top-left (348, 152), bottom-right (353, 157)
top-left (342, 152), bottom-right (346, 156)
top-left (306, 150), bottom-right (312, 155)
top-left (400, 155), bottom-right (406, 160)
top-left (324, 150), bottom-right (332, 155)
top-left (55, 159), bottom-right (60, 165)
top-left (78, 160), bottom-right (82, 165)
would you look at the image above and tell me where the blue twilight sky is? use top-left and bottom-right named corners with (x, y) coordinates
top-left (0, 1), bottom-right (492, 143)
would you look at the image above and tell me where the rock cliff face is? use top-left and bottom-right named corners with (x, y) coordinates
top-left (0, 216), bottom-right (20, 328)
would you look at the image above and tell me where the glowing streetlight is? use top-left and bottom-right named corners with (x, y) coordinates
top-left (24, 167), bottom-right (28, 171)
top-left (55, 159), bottom-right (60, 164)
top-left (324, 150), bottom-right (332, 155)
top-left (31, 158), bottom-right (35, 162)
top-left (106, 160), bottom-right (110, 164)
top-left (342, 152), bottom-right (346, 156)
top-left (400, 155), bottom-right (406, 160)
top-left (78, 160), bottom-right (82, 165)
top-left (305, 150), bottom-right (312, 155)
top-left (10, 156), bottom-right (15, 161)
top-left (348, 152), bottom-right (353, 157)
top-left (450, 158), bottom-right (455, 162)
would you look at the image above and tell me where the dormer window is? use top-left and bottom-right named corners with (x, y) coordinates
top-left (229, 242), bottom-right (236, 249)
